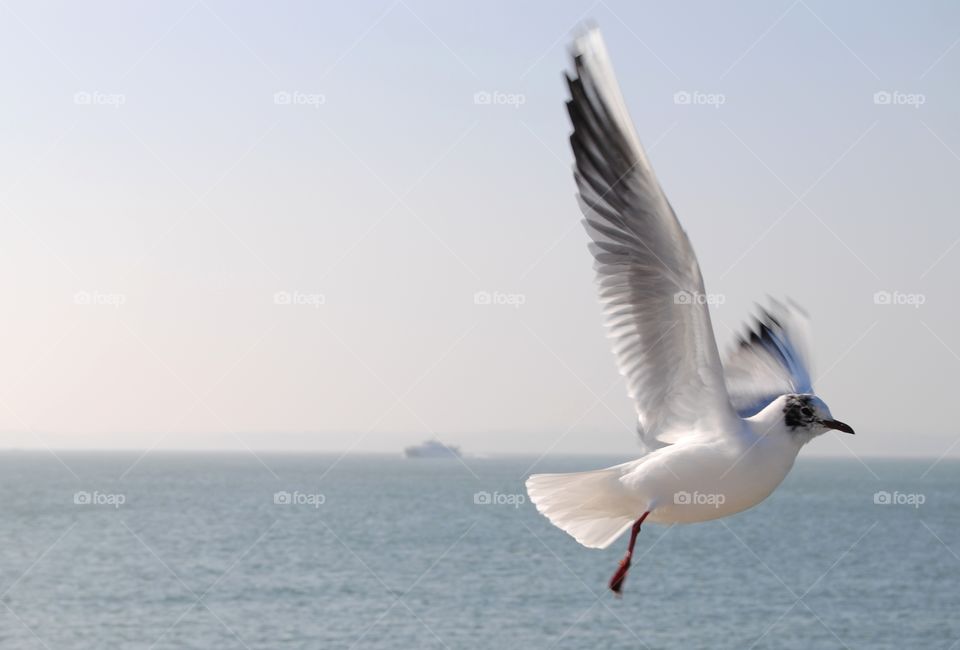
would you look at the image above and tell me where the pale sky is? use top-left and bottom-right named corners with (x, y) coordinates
top-left (1, 1), bottom-right (958, 459)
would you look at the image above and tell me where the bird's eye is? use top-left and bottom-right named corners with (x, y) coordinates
top-left (801, 407), bottom-right (813, 417)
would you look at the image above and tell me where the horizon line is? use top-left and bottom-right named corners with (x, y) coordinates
top-left (0, 447), bottom-right (956, 461)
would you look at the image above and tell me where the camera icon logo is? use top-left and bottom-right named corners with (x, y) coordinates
top-left (873, 490), bottom-right (891, 505)
top-left (473, 491), bottom-right (492, 505)
top-left (74, 491), bottom-right (91, 505)
top-left (274, 491), bottom-right (292, 505)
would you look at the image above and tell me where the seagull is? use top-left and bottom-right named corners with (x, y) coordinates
top-left (525, 28), bottom-right (855, 595)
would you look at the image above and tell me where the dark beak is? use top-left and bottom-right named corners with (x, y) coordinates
top-left (822, 419), bottom-right (855, 434)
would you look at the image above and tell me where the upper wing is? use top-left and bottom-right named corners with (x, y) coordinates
top-left (566, 29), bottom-right (737, 448)
top-left (723, 300), bottom-right (814, 417)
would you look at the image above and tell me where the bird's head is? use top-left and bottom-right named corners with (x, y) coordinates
top-left (780, 393), bottom-right (854, 442)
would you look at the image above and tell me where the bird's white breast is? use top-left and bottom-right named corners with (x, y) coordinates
top-left (621, 429), bottom-right (800, 524)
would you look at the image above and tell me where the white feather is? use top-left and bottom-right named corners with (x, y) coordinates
top-left (566, 27), bottom-right (737, 447)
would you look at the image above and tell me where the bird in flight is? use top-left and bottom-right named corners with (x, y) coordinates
top-left (525, 28), bottom-right (855, 595)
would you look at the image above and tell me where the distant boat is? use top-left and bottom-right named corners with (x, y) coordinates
top-left (403, 440), bottom-right (461, 459)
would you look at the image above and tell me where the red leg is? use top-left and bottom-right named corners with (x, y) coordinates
top-left (608, 511), bottom-right (650, 595)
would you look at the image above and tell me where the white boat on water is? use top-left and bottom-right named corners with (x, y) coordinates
top-left (403, 440), bottom-right (461, 458)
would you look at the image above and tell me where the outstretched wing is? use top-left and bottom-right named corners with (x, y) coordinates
top-left (723, 300), bottom-right (814, 417)
top-left (566, 28), bottom-right (738, 448)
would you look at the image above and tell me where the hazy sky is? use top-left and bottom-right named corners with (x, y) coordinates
top-left (1, 1), bottom-right (958, 461)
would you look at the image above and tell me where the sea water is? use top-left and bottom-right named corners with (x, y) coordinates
top-left (0, 452), bottom-right (956, 649)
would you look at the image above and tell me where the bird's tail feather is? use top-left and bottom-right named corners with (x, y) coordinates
top-left (525, 464), bottom-right (639, 549)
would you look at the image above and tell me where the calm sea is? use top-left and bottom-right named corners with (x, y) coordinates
top-left (0, 452), bottom-right (956, 649)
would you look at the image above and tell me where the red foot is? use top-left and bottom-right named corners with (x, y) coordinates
top-left (608, 555), bottom-right (632, 594)
top-left (608, 511), bottom-right (650, 595)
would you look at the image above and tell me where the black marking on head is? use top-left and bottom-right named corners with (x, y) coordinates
top-left (783, 394), bottom-right (816, 430)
